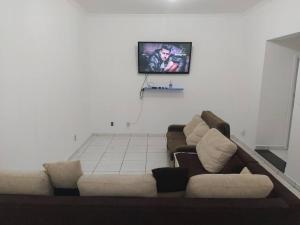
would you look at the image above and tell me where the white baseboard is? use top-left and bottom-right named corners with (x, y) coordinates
top-left (92, 133), bottom-right (166, 137)
top-left (256, 145), bottom-right (288, 150)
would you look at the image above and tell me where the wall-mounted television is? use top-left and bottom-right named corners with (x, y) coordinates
top-left (138, 42), bottom-right (192, 74)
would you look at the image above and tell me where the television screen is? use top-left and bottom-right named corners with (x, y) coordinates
top-left (138, 42), bottom-right (192, 74)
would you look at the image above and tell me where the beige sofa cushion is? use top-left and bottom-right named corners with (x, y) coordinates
top-left (186, 122), bottom-right (210, 145)
top-left (78, 174), bottom-right (157, 197)
top-left (186, 174), bottom-right (273, 199)
top-left (197, 128), bottom-right (237, 173)
top-left (0, 171), bottom-right (53, 196)
top-left (183, 115), bottom-right (204, 137)
top-left (241, 167), bottom-right (252, 174)
top-left (43, 160), bottom-right (83, 188)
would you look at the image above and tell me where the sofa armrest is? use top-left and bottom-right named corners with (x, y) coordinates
top-left (175, 145), bottom-right (197, 153)
top-left (168, 125), bottom-right (185, 132)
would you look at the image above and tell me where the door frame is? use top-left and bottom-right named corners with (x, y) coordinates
top-left (286, 55), bottom-right (300, 149)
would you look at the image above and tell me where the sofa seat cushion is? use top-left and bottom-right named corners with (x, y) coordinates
top-left (78, 174), bottom-right (157, 197)
top-left (174, 152), bottom-right (210, 177)
top-left (197, 128), bottom-right (237, 173)
top-left (186, 174), bottom-right (274, 199)
top-left (0, 171), bottom-right (53, 196)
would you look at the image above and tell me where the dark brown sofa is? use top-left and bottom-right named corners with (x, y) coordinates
top-left (0, 112), bottom-right (299, 225)
top-left (167, 111), bottom-right (230, 159)
top-left (0, 146), bottom-right (299, 225)
top-left (0, 193), bottom-right (294, 225)
top-left (173, 144), bottom-right (300, 225)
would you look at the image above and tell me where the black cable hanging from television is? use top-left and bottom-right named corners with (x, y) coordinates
top-left (139, 74), bottom-right (149, 99)
top-left (129, 74), bottom-right (148, 126)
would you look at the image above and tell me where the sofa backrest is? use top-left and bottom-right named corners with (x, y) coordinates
top-left (0, 171), bottom-right (53, 196)
top-left (186, 174), bottom-right (274, 199)
top-left (201, 111), bottom-right (230, 138)
top-left (246, 162), bottom-right (300, 207)
top-left (234, 146), bottom-right (300, 207)
top-left (78, 174), bottom-right (157, 197)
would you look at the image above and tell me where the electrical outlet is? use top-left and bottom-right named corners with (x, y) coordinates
top-left (126, 122), bottom-right (131, 127)
top-left (74, 135), bottom-right (77, 142)
top-left (110, 122), bottom-right (114, 127)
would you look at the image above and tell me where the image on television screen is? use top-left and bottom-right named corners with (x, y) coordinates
top-left (138, 42), bottom-right (192, 74)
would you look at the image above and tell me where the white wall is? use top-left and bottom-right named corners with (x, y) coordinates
top-left (0, 0), bottom-right (91, 170)
top-left (286, 59), bottom-right (300, 184)
top-left (256, 41), bottom-right (299, 148)
top-left (243, 0), bottom-right (300, 183)
top-left (1, 0), bottom-right (300, 182)
top-left (87, 14), bottom-right (251, 142)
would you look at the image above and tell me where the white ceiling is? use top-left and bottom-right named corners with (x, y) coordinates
top-left (73, 0), bottom-right (264, 14)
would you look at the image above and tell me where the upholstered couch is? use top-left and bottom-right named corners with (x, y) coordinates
top-left (167, 111), bottom-right (230, 159)
top-left (0, 112), bottom-right (299, 225)
top-left (1, 143), bottom-right (299, 225)
top-left (172, 140), bottom-right (300, 225)
top-left (0, 192), bottom-right (297, 225)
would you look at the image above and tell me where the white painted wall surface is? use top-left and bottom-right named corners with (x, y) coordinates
top-left (286, 59), bottom-right (300, 184)
top-left (243, 0), bottom-right (300, 182)
top-left (1, 0), bottom-right (300, 184)
top-left (87, 14), bottom-right (250, 144)
top-left (256, 42), bottom-right (299, 148)
top-left (0, 0), bottom-right (91, 170)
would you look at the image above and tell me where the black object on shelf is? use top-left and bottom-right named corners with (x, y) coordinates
top-left (143, 86), bottom-right (184, 91)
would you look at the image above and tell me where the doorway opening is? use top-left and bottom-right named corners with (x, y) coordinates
top-left (256, 33), bottom-right (300, 172)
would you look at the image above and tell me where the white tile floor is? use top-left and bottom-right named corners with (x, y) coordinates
top-left (70, 134), bottom-right (169, 175)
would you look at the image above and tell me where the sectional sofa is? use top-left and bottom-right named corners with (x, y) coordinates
top-left (166, 111), bottom-right (300, 225)
top-left (0, 111), bottom-right (299, 225)
top-left (1, 157), bottom-right (299, 225)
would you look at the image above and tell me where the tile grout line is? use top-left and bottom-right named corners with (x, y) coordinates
top-left (119, 134), bottom-right (132, 174)
top-left (145, 133), bottom-right (149, 174)
top-left (70, 135), bottom-right (94, 161)
top-left (79, 134), bottom-right (168, 175)
top-left (91, 134), bottom-right (115, 174)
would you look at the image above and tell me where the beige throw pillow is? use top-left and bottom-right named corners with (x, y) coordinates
top-left (183, 115), bottom-right (204, 137)
top-left (186, 122), bottom-right (210, 145)
top-left (196, 128), bottom-right (237, 173)
top-left (0, 170), bottom-right (53, 196)
top-left (240, 167), bottom-right (252, 174)
top-left (186, 174), bottom-right (273, 199)
top-left (43, 160), bottom-right (83, 188)
top-left (78, 174), bottom-right (157, 197)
